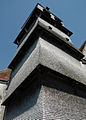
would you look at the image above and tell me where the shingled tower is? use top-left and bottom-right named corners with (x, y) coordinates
top-left (2, 4), bottom-right (86, 120)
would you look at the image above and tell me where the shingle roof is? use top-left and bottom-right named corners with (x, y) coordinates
top-left (0, 68), bottom-right (12, 81)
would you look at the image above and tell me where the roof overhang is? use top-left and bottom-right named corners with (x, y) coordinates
top-left (3, 37), bottom-right (86, 104)
top-left (3, 64), bottom-right (86, 105)
top-left (8, 17), bottom-right (84, 70)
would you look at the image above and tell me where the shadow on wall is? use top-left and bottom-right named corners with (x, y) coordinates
top-left (4, 77), bottom-right (41, 120)
top-left (3, 65), bottom-right (86, 119)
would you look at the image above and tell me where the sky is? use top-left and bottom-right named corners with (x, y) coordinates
top-left (0, 0), bottom-right (86, 70)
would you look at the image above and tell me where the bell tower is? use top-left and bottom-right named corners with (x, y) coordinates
top-left (2, 4), bottom-right (86, 120)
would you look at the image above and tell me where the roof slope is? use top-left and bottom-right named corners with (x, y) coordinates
top-left (0, 68), bottom-right (12, 82)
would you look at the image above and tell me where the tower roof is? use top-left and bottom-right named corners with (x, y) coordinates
top-left (14, 3), bottom-right (73, 46)
top-left (3, 4), bottom-right (86, 106)
top-left (8, 16), bottom-right (84, 70)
